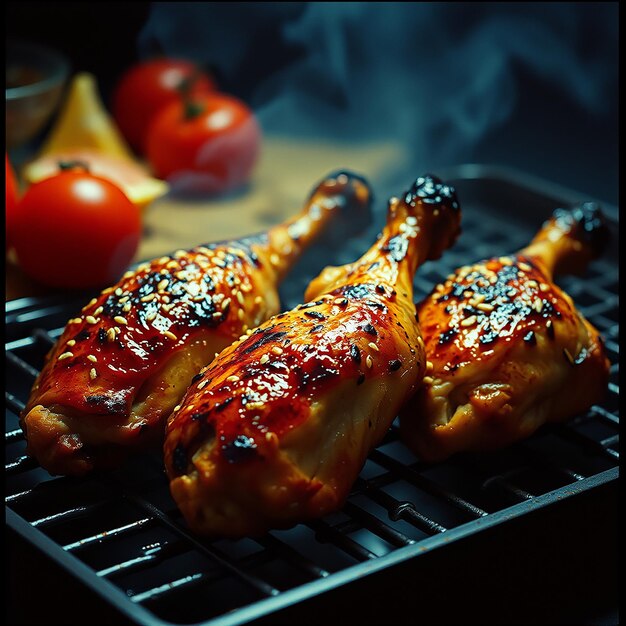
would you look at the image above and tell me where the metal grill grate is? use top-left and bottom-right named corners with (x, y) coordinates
top-left (5, 168), bottom-right (619, 626)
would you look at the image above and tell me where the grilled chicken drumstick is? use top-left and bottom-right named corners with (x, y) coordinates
top-left (164, 174), bottom-right (461, 536)
top-left (400, 202), bottom-right (610, 463)
top-left (21, 171), bottom-right (372, 476)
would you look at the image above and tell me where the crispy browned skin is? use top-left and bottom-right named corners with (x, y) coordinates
top-left (164, 174), bottom-right (461, 537)
top-left (400, 203), bottom-right (610, 462)
top-left (21, 171), bottom-right (372, 476)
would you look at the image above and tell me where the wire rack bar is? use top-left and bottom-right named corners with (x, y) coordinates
top-left (63, 517), bottom-right (156, 552)
top-left (124, 492), bottom-right (280, 597)
top-left (6, 455), bottom-right (39, 475)
top-left (6, 391), bottom-right (26, 414)
top-left (369, 449), bottom-right (488, 518)
top-left (256, 533), bottom-right (330, 579)
top-left (6, 351), bottom-right (40, 379)
top-left (306, 519), bottom-right (379, 561)
top-left (355, 478), bottom-right (448, 535)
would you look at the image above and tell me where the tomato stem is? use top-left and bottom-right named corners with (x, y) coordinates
top-left (177, 69), bottom-right (207, 120)
top-left (183, 101), bottom-right (206, 120)
top-left (58, 160), bottom-right (91, 172)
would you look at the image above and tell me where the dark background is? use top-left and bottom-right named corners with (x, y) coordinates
top-left (6, 1), bottom-right (620, 206)
top-left (6, 2), bottom-right (152, 109)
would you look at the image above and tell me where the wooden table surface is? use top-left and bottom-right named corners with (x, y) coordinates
top-left (6, 137), bottom-right (403, 302)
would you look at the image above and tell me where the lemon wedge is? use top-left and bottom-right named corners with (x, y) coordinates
top-left (23, 72), bottom-right (168, 211)
top-left (24, 149), bottom-right (169, 212)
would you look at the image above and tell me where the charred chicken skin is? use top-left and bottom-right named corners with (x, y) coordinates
top-left (164, 175), bottom-right (461, 536)
top-left (400, 202), bottom-right (610, 463)
top-left (21, 171), bottom-right (373, 476)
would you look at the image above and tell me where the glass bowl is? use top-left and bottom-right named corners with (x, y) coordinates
top-left (6, 39), bottom-right (70, 149)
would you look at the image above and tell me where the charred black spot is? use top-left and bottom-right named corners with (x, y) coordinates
top-left (214, 396), bottom-right (236, 411)
top-left (383, 235), bottom-right (409, 262)
top-left (219, 235), bottom-right (267, 268)
top-left (203, 273), bottom-right (216, 291)
top-left (136, 271), bottom-right (161, 296)
top-left (479, 329), bottom-right (498, 345)
top-left (183, 296), bottom-right (219, 326)
top-left (191, 411), bottom-right (209, 421)
top-left (172, 443), bottom-right (187, 474)
top-left (301, 362), bottom-right (340, 388)
top-left (524, 331), bottom-right (537, 345)
top-left (243, 330), bottom-right (288, 354)
top-left (74, 329), bottom-right (91, 342)
top-left (191, 372), bottom-right (204, 384)
top-left (362, 323), bottom-right (377, 336)
top-left (350, 344), bottom-right (362, 364)
top-left (438, 328), bottom-right (458, 345)
top-left (389, 359), bottom-right (402, 371)
top-left (223, 434), bottom-right (258, 463)
top-left (552, 202), bottom-right (609, 258)
top-left (102, 296), bottom-right (126, 318)
top-left (538, 299), bottom-right (557, 319)
top-left (357, 373), bottom-right (366, 385)
top-left (405, 174), bottom-right (459, 213)
top-left (365, 300), bottom-right (385, 310)
top-left (341, 284), bottom-right (372, 300)
top-left (84, 393), bottom-right (127, 414)
top-left (304, 310), bottom-right (327, 320)
top-left (222, 251), bottom-right (241, 268)
top-left (309, 324), bottom-right (324, 334)
top-left (463, 305), bottom-right (483, 317)
top-left (376, 285), bottom-right (385, 294)
top-left (97, 328), bottom-right (107, 344)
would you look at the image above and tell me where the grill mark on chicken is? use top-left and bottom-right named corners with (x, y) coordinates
top-left (304, 310), bottom-right (327, 320)
top-left (223, 434), bottom-right (259, 464)
top-left (242, 329), bottom-right (289, 354)
top-left (84, 393), bottom-right (128, 414)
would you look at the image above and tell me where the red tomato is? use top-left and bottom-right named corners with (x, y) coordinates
top-left (112, 58), bottom-right (215, 153)
top-left (145, 93), bottom-right (261, 195)
top-left (12, 169), bottom-right (142, 289)
top-left (6, 155), bottom-right (19, 251)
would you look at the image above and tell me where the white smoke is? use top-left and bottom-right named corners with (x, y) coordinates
top-left (138, 2), bottom-right (617, 191)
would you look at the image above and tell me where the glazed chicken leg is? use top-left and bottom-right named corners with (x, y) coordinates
top-left (400, 202), bottom-right (610, 462)
top-left (164, 174), bottom-right (461, 536)
top-left (21, 171), bottom-right (372, 476)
